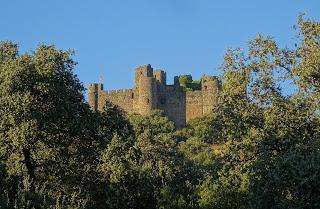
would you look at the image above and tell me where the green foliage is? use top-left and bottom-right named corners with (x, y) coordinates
top-left (1, 14), bottom-right (319, 209)
top-left (249, 98), bottom-right (320, 209)
top-left (204, 16), bottom-right (320, 209)
top-left (97, 134), bottom-right (147, 209)
top-left (97, 101), bottom-right (134, 145)
top-left (0, 178), bottom-right (88, 209)
top-left (129, 110), bottom-right (175, 136)
top-left (0, 42), bottom-right (93, 192)
top-left (136, 131), bottom-right (198, 209)
top-left (177, 75), bottom-right (201, 91)
top-left (178, 75), bottom-right (192, 88)
top-left (0, 43), bottom-right (134, 208)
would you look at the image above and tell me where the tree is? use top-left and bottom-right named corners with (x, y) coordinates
top-left (248, 16), bottom-right (320, 209)
top-left (129, 111), bottom-right (199, 208)
top-left (0, 42), bottom-right (97, 206)
top-left (194, 15), bottom-right (320, 209)
top-left (129, 110), bottom-right (175, 136)
top-left (135, 131), bottom-right (198, 209)
top-left (97, 134), bottom-right (144, 209)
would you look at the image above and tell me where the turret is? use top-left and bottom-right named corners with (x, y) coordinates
top-left (134, 64), bottom-right (153, 87)
top-left (88, 83), bottom-right (103, 112)
top-left (201, 75), bottom-right (220, 114)
top-left (137, 76), bottom-right (157, 115)
top-left (154, 69), bottom-right (166, 85)
top-left (133, 64), bottom-right (158, 115)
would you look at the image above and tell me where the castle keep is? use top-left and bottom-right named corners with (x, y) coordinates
top-left (88, 64), bottom-right (220, 128)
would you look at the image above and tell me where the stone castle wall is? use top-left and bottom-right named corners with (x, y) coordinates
top-left (88, 64), bottom-right (220, 128)
top-left (186, 90), bottom-right (203, 122)
top-left (99, 89), bottom-right (134, 113)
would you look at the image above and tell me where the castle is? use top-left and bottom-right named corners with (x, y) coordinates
top-left (88, 64), bottom-right (221, 128)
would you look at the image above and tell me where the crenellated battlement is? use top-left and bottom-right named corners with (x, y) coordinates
top-left (88, 64), bottom-right (221, 128)
top-left (104, 89), bottom-right (133, 94)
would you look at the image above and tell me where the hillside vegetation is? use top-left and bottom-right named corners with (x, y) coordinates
top-left (0, 16), bottom-right (319, 209)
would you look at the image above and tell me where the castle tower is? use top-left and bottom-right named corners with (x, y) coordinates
top-left (133, 64), bottom-right (158, 115)
top-left (137, 77), bottom-right (157, 115)
top-left (134, 64), bottom-right (153, 87)
top-left (154, 69), bottom-right (166, 85)
top-left (201, 75), bottom-right (220, 114)
top-left (88, 83), bottom-right (103, 112)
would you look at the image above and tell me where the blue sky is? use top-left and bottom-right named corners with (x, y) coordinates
top-left (1, 0), bottom-right (319, 93)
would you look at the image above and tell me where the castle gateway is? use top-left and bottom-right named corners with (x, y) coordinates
top-left (88, 64), bottom-right (221, 128)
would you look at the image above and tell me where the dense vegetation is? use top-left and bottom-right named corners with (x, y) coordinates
top-left (0, 16), bottom-right (319, 209)
top-left (177, 75), bottom-right (201, 91)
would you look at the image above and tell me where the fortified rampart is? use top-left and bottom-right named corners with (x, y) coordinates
top-left (88, 64), bottom-right (221, 128)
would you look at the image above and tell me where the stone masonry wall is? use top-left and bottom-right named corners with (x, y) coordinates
top-left (98, 89), bottom-right (134, 113)
top-left (157, 85), bottom-right (186, 128)
top-left (186, 91), bottom-right (203, 122)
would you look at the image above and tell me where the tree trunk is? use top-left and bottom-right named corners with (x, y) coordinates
top-left (22, 148), bottom-right (35, 180)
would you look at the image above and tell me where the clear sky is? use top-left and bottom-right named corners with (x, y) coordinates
top-left (1, 0), bottom-right (319, 93)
